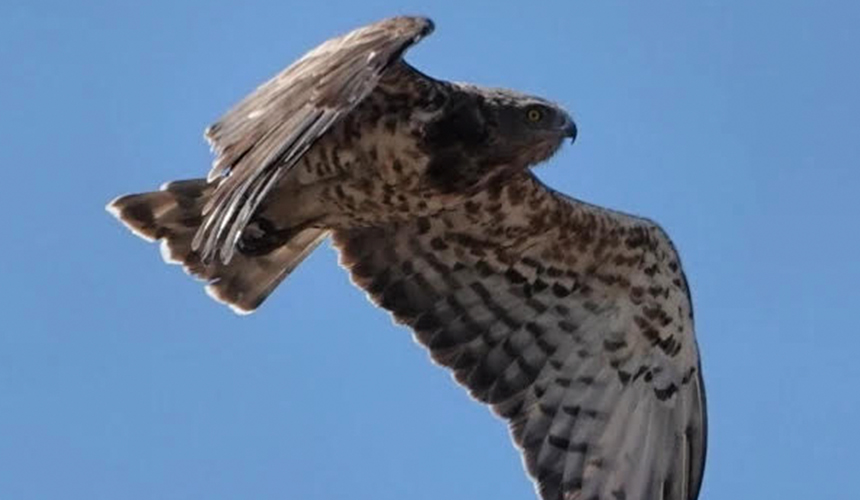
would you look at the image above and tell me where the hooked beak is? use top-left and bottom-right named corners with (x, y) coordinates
top-left (563, 117), bottom-right (578, 144)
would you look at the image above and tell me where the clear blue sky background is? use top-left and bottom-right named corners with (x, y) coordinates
top-left (1, 1), bottom-right (858, 499)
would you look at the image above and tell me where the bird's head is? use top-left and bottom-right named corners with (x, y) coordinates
top-left (475, 87), bottom-right (576, 167)
top-left (421, 85), bottom-right (576, 194)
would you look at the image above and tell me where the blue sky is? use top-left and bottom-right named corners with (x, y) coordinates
top-left (2, 1), bottom-right (859, 499)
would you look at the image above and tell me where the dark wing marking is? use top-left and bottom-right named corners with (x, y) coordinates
top-left (194, 16), bottom-right (434, 263)
top-left (332, 175), bottom-right (706, 500)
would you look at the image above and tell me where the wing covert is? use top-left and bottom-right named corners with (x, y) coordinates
top-left (195, 16), bottom-right (434, 263)
top-left (332, 174), bottom-right (706, 500)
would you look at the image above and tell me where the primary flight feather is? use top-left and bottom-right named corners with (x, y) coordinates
top-left (107, 16), bottom-right (706, 500)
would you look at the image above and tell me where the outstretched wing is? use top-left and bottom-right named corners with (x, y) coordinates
top-left (332, 173), bottom-right (706, 500)
top-left (195, 16), bottom-right (435, 263)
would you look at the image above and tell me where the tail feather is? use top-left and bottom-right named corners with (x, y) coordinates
top-left (107, 179), bottom-right (211, 242)
top-left (107, 178), bottom-right (326, 314)
top-left (202, 227), bottom-right (327, 314)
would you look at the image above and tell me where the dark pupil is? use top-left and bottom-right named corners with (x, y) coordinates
top-left (530, 110), bottom-right (541, 120)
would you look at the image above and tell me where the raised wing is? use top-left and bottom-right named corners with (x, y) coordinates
top-left (332, 173), bottom-right (706, 500)
top-left (195, 16), bottom-right (435, 263)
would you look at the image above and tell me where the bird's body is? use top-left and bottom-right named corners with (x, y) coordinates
top-left (108, 16), bottom-right (706, 500)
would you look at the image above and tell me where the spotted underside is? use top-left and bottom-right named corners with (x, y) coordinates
top-left (107, 15), bottom-right (707, 500)
top-left (333, 172), bottom-right (706, 500)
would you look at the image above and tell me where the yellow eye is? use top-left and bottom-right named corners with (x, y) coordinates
top-left (526, 108), bottom-right (543, 122)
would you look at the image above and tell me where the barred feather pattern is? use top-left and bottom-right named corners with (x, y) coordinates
top-left (107, 179), bottom-right (327, 313)
top-left (332, 174), bottom-right (706, 500)
top-left (106, 15), bottom-right (707, 500)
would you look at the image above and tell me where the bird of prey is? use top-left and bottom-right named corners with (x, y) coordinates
top-left (107, 16), bottom-right (706, 500)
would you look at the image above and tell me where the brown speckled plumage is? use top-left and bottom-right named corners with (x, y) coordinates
top-left (107, 16), bottom-right (706, 500)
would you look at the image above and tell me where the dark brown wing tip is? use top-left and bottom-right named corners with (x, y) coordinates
top-left (413, 16), bottom-right (435, 37)
top-left (387, 15), bottom-right (435, 40)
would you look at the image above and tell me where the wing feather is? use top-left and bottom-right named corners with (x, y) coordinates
top-left (195, 16), bottom-right (434, 263)
top-left (332, 173), bottom-right (706, 500)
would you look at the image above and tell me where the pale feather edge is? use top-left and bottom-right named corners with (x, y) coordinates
top-left (106, 196), bottom-right (256, 316)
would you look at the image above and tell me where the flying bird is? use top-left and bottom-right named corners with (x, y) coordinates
top-left (107, 16), bottom-right (706, 500)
